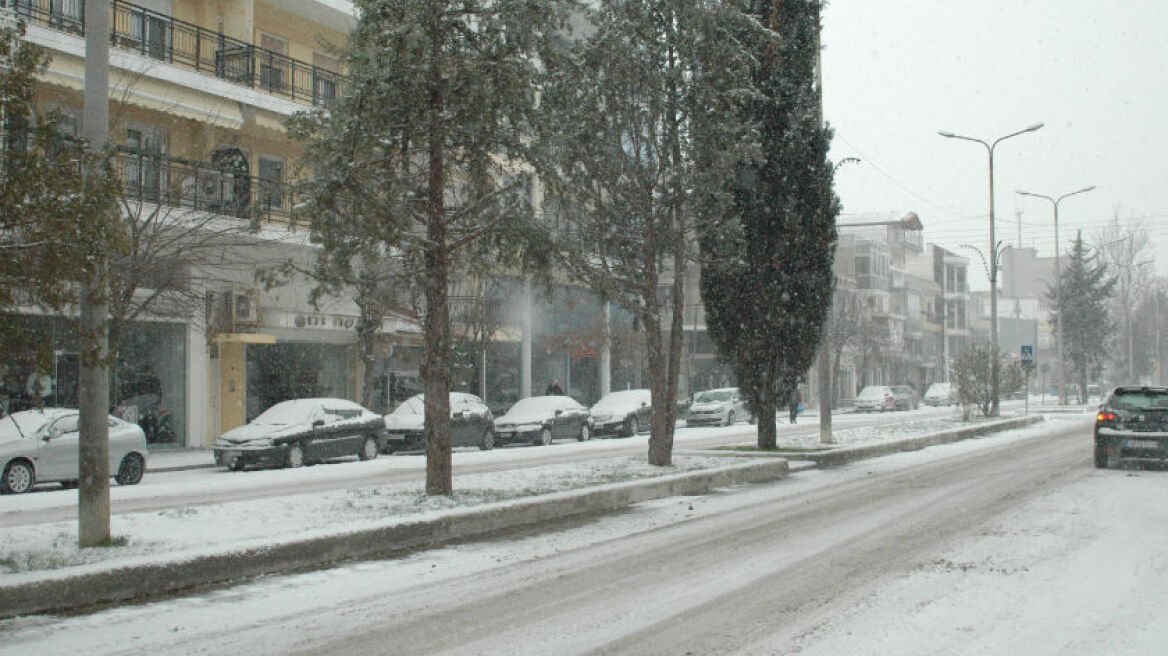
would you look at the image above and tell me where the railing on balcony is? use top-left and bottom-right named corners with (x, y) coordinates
top-left (4, 0), bottom-right (344, 107)
top-left (113, 149), bottom-right (293, 221)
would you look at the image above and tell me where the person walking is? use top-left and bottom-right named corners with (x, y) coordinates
top-left (545, 379), bottom-right (564, 395)
top-left (788, 387), bottom-right (802, 424)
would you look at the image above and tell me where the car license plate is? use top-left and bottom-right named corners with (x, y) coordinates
top-left (1126, 439), bottom-right (1159, 450)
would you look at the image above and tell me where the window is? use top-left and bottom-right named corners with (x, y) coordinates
top-left (258, 155), bottom-right (285, 211)
top-left (313, 52), bottom-right (342, 105)
top-left (125, 125), bottom-right (168, 203)
top-left (259, 34), bottom-right (288, 92)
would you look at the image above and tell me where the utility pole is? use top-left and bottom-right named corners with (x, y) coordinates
top-left (79, 0), bottom-right (111, 548)
top-left (814, 1), bottom-right (834, 444)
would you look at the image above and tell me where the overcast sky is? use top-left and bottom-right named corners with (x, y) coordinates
top-left (821, 0), bottom-right (1168, 288)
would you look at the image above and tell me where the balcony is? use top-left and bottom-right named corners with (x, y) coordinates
top-left (6, 0), bottom-right (344, 108)
top-left (114, 149), bottom-right (293, 221)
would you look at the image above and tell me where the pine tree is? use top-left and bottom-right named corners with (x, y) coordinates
top-left (292, 0), bottom-right (569, 494)
top-left (542, 0), bottom-right (764, 466)
top-left (698, 0), bottom-right (839, 449)
top-left (1051, 232), bottom-right (1115, 401)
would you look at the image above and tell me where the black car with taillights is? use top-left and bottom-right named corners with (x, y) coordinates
top-left (1093, 386), bottom-right (1168, 468)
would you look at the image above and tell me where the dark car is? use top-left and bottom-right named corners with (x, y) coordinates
top-left (1093, 386), bottom-right (1168, 469)
top-left (589, 389), bottom-right (651, 437)
top-left (493, 395), bottom-right (591, 446)
top-left (213, 398), bottom-right (386, 470)
top-left (891, 385), bottom-right (918, 410)
top-left (383, 392), bottom-right (495, 452)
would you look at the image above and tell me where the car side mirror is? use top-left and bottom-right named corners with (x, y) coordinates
top-left (312, 419), bottom-right (325, 428)
top-left (640, 402), bottom-right (647, 407)
top-left (555, 409), bottom-right (563, 416)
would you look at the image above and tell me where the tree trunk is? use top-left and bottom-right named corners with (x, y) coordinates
top-left (756, 399), bottom-right (777, 449)
top-left (423, 20), bottom-right (453, 496)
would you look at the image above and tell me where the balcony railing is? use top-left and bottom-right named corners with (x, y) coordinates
top-left (113, 149), bottom-right (293, 221)
top-left (5, 0), bottom-right (344, 107)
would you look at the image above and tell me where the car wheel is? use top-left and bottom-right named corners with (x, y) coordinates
top-left (625, 415), bottom-right (639, 437)
top-left (1094, 444), bottom-right (1108, 469)
top-left (285, 444), bottom-right (305, 468)
top-left (1, 460), bottom-right (34, 494)
top-left (115, 453), bottom-right (145, 486)
top-left (578, 424), bottom-right (591, 442)
top-left (358, 436), bottom-right (379, 461)
top-left (479, 428), bottom-right (495, 451)
top-left (1106, 449), bottom-right (1122, 470)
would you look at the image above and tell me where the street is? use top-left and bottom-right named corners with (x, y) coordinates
top-left (7, 413), bottom-right (1156, 656)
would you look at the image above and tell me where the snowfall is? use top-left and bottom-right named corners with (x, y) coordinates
top-left (4, 408), bottom-right (1166, 655)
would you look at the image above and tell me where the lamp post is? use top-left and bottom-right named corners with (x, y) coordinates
top-left (818, 156), bottom-right (862, 444)
top-left (1016, 185), bottom-right (1095, 406)
top-left (939, 123), bottom-right (1043, 416)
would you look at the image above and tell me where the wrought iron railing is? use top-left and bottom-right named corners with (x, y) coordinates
top-left (113, 149), bottom-right (293, 221)
top-left (4, 0), bottom-right (344, 107)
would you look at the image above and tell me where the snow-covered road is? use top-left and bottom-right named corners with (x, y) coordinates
top-left (7, 414), bottom-right (1151, 656)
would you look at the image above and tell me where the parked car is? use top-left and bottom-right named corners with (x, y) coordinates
top-left (493, 395), bottom-right (591, 446)
top-left (686, 388), bottom-right (752, 426)
top-left (853, 385), bottom-right (895, 412)
top-left (0, 408), bottom-right (147, 494)
top-left (1093, 386), bottom-right (1168, 468)
top-left (923, 382), bottom-right (958, 407)
top-left (383, 392), bottom-right (495, 452)
top-left (590, 389), bottom-right (651, 437)
top-left (891, 385), bottom-right (919, 410)
top-left (213, 398), bottom-right (386, 471)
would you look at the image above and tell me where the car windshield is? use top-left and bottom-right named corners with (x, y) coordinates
top-left (1110, 390), bottom-right (1168, 411)
top-left (694, 390), bottom-right (733, 403)
top-left (857, 387), bottom-right (887, 399)
top-left (926, 384), bottom-right (949, 396)
top-left (392, 395), bottom-right (425, 416)
top-left (0, 409), bottom-right (59, 441)
top-left (593, 390), bottom-right (649, 410)
top-left (252, 400), bottom-right (320, 425)
top-left (506, 396), bottom-right (564, 416)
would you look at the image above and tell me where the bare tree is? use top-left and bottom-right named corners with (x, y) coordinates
top-left (1095, 210), bottom-right (1153, 383)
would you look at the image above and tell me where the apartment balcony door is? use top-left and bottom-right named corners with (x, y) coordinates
top-left (125, 126), bottom-right (167, 203)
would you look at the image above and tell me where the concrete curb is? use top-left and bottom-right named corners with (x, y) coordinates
top-left (802, 415), bottom-right (1044, 467)
top-left (0, 458), bottom-right (788, 619)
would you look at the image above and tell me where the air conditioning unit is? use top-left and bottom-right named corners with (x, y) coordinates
top-left (227, 287), bottom-right (261, 326)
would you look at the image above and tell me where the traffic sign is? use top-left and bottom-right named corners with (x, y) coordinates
top-left (1020, 345), bottom-right (1034, 365)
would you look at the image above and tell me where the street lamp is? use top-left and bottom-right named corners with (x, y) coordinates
top-left (939, 123), bottom-right (1043, 416)
top-left (1016, 185), bottom-right (1095, 406)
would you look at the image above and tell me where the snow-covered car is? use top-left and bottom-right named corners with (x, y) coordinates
top-left (589, 389), bottom-right (651, 437)
top-left (854, 385), bottom-right (895, 412)
top-left (383, 392), bottom-right (495, 452)
top-left (493, 395), bottom-right (591, 446)
top-left (0, 408), bottom-right (147, 494)
top-left (213, 398), bottom-right (386, 471)
top-left (685, 388), bottom-right (752, 426)
top-left (923, 382), bottom-right (958, 406)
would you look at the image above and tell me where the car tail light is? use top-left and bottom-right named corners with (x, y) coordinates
top-left (1096, 411), bottom-right (1118, 422)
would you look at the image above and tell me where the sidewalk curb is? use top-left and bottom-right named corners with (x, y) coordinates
top-left (803, 415), bottom-right (1043, 467)
top-left (0, 458), bottom-right (789, 619)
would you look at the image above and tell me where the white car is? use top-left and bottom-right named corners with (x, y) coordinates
top-left (590, 389), bottom-right (651, 437)
top-left (686, 388), bottom-right (753, 426)
top-left (854, 385), bottom-right (895, 412)
top-left (923, 382), bottom-right (958, 406)
top-left (0, 408), bottom-right (148, 494)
